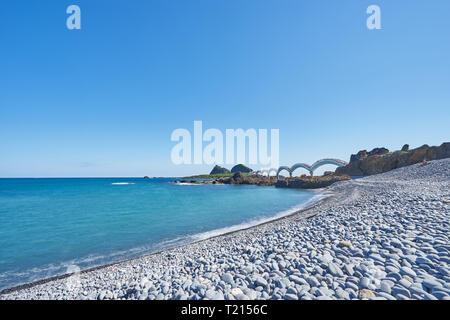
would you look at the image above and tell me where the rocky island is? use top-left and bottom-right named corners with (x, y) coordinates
top-left (178, 163), bottom-right (350, 189)
top-left (214, 172), bottom-right (350, 189)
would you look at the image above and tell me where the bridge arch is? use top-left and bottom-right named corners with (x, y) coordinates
top-left (274, 158), bottom-right (348, 179)
top-left (290, 163), bottom-right (312, 176)
top-left (310, 158), bottom-right (348, 174)
top-left (276, 166), bottom-right (291, 178)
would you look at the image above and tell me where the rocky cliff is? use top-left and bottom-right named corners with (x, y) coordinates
top-left (336, 142), bottom-right (450, 176)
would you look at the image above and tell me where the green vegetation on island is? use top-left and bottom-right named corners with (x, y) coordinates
top-left (182, 164), bottom-right (253, 179)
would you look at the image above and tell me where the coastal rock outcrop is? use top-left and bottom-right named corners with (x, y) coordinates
top-left (230, 164), bottom-right (253, 173)
top-left (217, 172), bottom-right (276, 186)
top-left (275, 174), bottom-right (351, 189)
top-left (336, 142), bottom-right (450, 176)
top-left (349, 147), bottom-right (389, 163)
top-left (210, 165), bottom-right (230, 175)
top-left (217, 172), bottom-right (350, 189)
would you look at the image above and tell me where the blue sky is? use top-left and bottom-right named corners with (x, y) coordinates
top-left (1, 0), bottom-right (449, 177)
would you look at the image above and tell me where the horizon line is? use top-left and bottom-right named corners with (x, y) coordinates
top-left (0, 176), bottom-right (176, 179)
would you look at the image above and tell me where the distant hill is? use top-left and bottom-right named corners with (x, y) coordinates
top-left (210, 165), bottom-right (230, 175)
top-left (231, 164), bottom-right (253, 173)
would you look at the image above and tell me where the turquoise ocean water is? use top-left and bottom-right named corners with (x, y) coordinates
top-left (0, 178), bottom-right (319, 290)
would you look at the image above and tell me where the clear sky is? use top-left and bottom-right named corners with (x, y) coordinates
top-left (1, 0), bottom-right (449, 177)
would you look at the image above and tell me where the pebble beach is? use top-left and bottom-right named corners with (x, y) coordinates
top-left (1, 159), bottom-right (449, 300)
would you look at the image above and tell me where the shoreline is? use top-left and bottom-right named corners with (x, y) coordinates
top-left (0, 189), bottom-right (334, 295)
top-left (2, 159), bottom-right (449, 300)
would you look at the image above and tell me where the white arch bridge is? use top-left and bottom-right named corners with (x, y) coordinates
top-left (251, 158), bottom-right (348, 178)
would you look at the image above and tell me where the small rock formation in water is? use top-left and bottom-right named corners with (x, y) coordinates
top-left (336, 142), bottom-right (450, 176)
top-left (210, 165), bottom-right (231, 175)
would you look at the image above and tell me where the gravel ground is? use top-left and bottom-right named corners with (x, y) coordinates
top-left (1, 159), bottom-right (449, 300)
